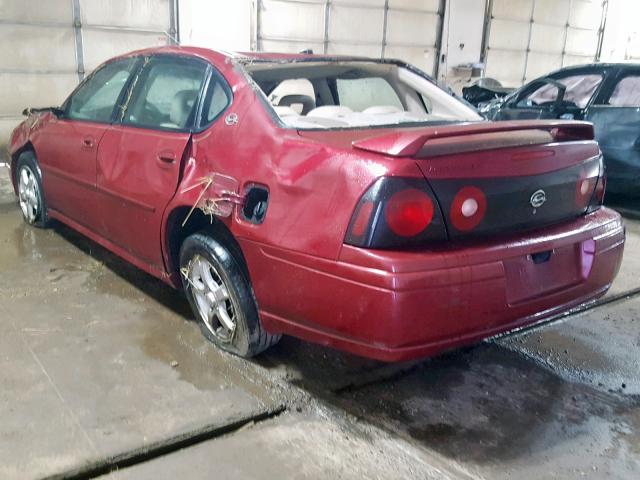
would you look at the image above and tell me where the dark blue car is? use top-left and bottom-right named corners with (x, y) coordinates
top-left (483, 63), bottom-right (640, 195)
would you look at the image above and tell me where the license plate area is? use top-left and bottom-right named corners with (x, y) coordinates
top-left (503, 243), bottom-right (586, 305)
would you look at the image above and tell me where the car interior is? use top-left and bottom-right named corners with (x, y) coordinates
top-left (245, 62), bottom-right (480, 128)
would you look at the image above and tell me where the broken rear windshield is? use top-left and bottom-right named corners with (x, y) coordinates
top-left (244, 61), bottom-right (481, 129)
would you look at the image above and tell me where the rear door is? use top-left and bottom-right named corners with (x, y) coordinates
top-left (494, 69), bottom-right (606, 121)
top-left (36, 57), bottom-right (138, 230)
top-left (585, 67), bottom-right (640, 194)
top-left (96, 55), bottom-right (209, 268)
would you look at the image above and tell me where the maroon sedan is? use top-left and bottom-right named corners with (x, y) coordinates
top-left (7, 47), bottom-right (624, 361)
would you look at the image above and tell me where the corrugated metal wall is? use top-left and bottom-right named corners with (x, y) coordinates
top-left (255, 0), bottom-right (444, 76)
top-left (0, 0), bottom-right (175, 154)
top-left (483, 0), bottom-right (606, 87)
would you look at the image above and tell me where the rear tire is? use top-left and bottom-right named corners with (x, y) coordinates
top-left (179, 233), bottom-right (281, 357)
top-left (15, 151), bottom-right (48, 228)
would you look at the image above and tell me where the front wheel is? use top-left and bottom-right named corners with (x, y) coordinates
top-left (179, 233), bottom-right (281, 357)
top-left (15, 151), bottom-right (48, 228)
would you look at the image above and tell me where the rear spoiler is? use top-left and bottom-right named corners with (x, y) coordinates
top-left (352, 120), bottom-right (595, 158)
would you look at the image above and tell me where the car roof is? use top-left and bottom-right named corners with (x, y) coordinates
top-left (552, 62), bottom-right (640, 73)
top-left (112, 45), bottom-right (386, 65)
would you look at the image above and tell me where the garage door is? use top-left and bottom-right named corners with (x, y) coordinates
top-left (0, 0), bottom-right (175, 154)
top-left (483, 0), bottom-right (606, 87)
top-left (256, 0), bottom-right (443, 75)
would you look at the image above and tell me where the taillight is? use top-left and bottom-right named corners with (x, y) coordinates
top-left (384, 189), bottom-right (434, 236)
top-left (450, 186), bottom-right (487, 232)
top-left (587, 154), bottom-right (606, 213)
top-left (345, 177), bottom-right (447, 249)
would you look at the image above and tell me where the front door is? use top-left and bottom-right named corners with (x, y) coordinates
top-left (494, 69), bottom-right (606, 121)
top-left (585, 68), bottom-right (640, 195)
top-left (37, 57), bottom-right (138, 231)
top-left (96, 55), bottom-right (209, 268)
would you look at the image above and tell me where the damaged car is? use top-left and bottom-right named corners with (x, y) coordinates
top-left (7, 47), bottom-right (624, 361)
top-left (483, 63), bottom-right (640, 195)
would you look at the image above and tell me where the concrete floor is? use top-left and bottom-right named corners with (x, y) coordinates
top-left (1, 167), bottom-right (639, 479)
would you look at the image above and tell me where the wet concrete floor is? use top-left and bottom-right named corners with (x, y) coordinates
top-left (1, 167), bottom-right (639, 479)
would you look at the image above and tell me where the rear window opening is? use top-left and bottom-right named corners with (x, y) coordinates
top-left (244, 61), bottom-right (481, 129)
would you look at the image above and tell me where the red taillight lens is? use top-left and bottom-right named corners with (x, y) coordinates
top-left (587, 155), bottom-right (606, 213)
top-left (450, 186), bottom-right (487, 231)
top-left (345, 177), bottom-right (447, 249)
top-left (384, 189), bottom-right (434, 237)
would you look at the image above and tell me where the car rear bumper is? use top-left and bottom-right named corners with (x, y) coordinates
top-left (241, 207), bottom-right (624, 362)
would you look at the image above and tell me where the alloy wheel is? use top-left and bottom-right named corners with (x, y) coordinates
top-left (18, 165), bottom-right (40, 224)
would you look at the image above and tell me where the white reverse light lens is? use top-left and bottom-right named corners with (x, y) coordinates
top-left (461, 198), bottom-right (478, 218)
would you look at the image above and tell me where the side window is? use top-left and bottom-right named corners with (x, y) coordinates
top-left (200, 70), bottom-right (232, 125)
top-left (123, 56), bottom-right (207, 131)
top-left (336, 77), bottom-right (404, 112)
top-left (606, 75), bottom-right (640, 107)
top-left (66, 58), bottom-right (137, 122)
top-left (519, 74), bottom-right (603, 109)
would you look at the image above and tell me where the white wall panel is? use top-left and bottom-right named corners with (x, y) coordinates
top-left (179, 0), bottom-right (251, 51)
top-left (0, 0), bottom-right (172, 153)
top-left (529, 24), bottom-right (565, 53)
top-left (532, 0), bottom-right (570, 26)
top-left (569, 0), bottom-right (603, 29)
top-left (485, 0), bottom-right (605, 86)
top-left (82, 30), bottom-right (167, 71)
top-left (491, 0), bottom-right (533, 21)
top-left (256, 0), bottom-right (442, 75)
top-left (525, 52), bottom-right (562, 82)
top-left (80, 0), bottom-right (170, 30)
top-left (565, 28), bottom-right (599, 56)
top-left (488, 19), bottom-right (530, 51)
top-left (259, 0), bottom-right (325, 41)
top-left (386, 10), bottom-right (439, 46)
top-left (0, 25), bottom-right (77, 72)
top-left (328, 6), bottom-right (384, 43)
top-left (0, 74), bottom-right (77, 112)
top-left (333, 0), bottom-right (385, 6)
top-left (485, 50), bottom-right (527, 86)
top-left (261, 39), bottom-right (325, 53)
top-left (385, 45), bottom-right (436, 73)
top-left (0, 0), bottom-right (72, 24)
top-left (388, 0), bottom-right (440, 11)
top-left (327, 43), bottom-right (383, 58)
top-left (562, 54), bottom-right (593, 67)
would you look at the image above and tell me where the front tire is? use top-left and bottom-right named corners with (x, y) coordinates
top-left (15, 151), bottom-right (48, 228)
top-left (179, 233), bottom-right (281, 357)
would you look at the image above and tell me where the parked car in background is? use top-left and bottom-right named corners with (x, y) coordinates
top-left (482, 63), bottom-right (640, 195)
top-left (462, 77), bottom-right (514, 107)
top-left (7, 47), bottom-right (624, 361)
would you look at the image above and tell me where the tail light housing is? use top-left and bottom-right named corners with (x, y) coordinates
top-left (345, 177), bottom-right (447, 249)
top-left (587, 154), bottom-right (606, 213)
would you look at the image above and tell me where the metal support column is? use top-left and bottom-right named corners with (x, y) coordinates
top-left (169, 0), bottom-right (180, 45)
top-left (323, 0), bottom-right (331, 54)
top-left (71, 0), bottom-right (85, 81)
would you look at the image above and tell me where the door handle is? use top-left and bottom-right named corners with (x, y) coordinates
top-left (157, 151), bottom-right (176, 164)
top-left (82, 137), bottom-right (95, 148)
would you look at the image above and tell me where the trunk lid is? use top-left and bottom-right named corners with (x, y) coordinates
top-left (300, 120), bottom-right (602, 240)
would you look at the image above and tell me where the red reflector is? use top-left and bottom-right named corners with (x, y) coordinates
top-left (351, 201), bottom-right (374, 237)
top-left (384, 189), bottom-right (434, 237)
top-left (450, 186), bottom-right (487, 231)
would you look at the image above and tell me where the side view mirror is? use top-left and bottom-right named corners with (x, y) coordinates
top-left (22, 106), bottom-right (64, 117)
